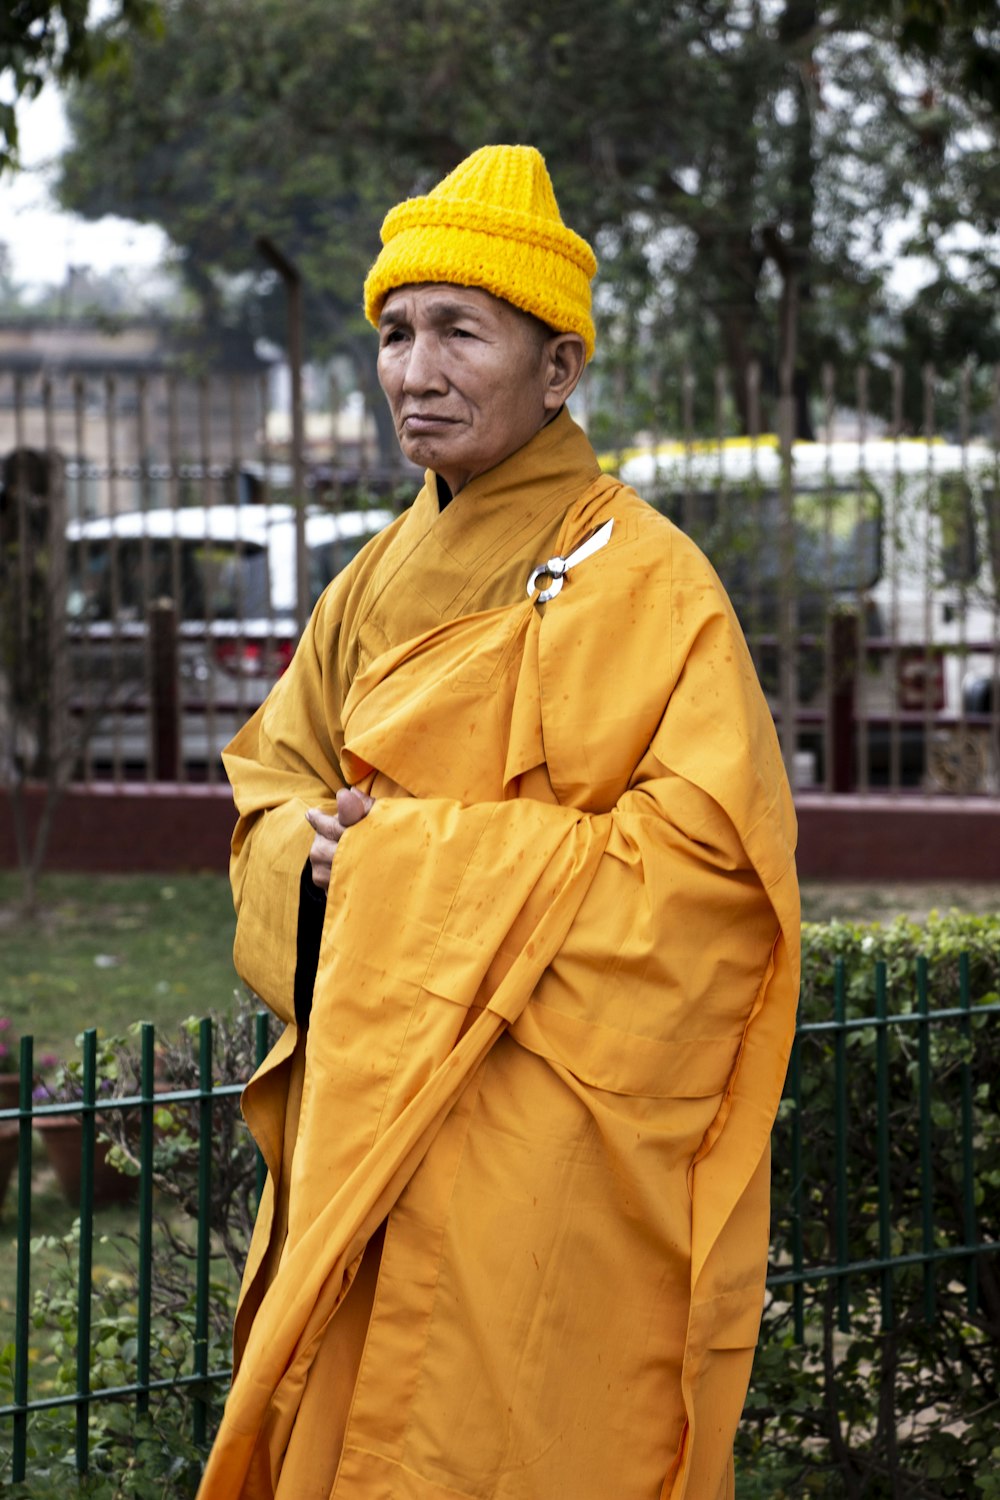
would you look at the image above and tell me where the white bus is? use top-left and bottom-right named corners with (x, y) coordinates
top-left (619, 436), bottom-right (999, 792)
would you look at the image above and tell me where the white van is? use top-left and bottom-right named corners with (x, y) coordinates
top-left (618, 437), bottom-right (999, 790)
top-left (65, 502), bottom-right (394, 772)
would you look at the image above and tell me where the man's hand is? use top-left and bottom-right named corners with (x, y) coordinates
top-left (305, 787), bottom-right (375, 891)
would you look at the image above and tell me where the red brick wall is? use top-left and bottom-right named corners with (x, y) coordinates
top-left (1, 785), bottom-right (997, 881)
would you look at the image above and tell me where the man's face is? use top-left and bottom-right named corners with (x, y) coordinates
top-left (376, 284), bottom-right (556, 496)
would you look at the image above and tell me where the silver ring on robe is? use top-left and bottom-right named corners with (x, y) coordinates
top-left (526, 556), bottom-right (568, 603)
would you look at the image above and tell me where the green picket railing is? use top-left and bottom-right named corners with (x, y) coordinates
top-left (770, 953), bottom-right (1000, 1343)
top-left (1, 959), bottom-right (998, 1484)
top-left (0, 1013), bottom-right (271, 1483)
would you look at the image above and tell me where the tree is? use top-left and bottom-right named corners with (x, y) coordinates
top-left (54, 0), bottom-right (1000, 438)
top-left (0, 446), bottom-right (71, 915)
top-left (0, 0), bottom-right (160, 174)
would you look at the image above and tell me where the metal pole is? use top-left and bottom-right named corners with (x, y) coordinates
top-left (256, 237), bottom-right (308, 635)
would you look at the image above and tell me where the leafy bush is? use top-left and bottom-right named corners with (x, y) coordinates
top-left (104, 997), bottom-right (267, 1275)
top-left (0, 1221), bottom-right (224, 1498)
top-left (0, 998), bottom-right (264, 1495)
top-left (741, 912), bottom-right (1000, 1498)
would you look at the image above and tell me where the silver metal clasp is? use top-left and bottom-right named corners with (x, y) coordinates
top-left (526, 519), bottom-right (614, 604)
top-left (526, 554), bottom-right (569, 603)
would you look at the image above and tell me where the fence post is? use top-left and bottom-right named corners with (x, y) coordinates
top-left (830, 607), bottom-right (859, 793)
top-left (12, 1036), bottom-right (34, 1483)
top-left (148, 597), bottom-right (179, 781)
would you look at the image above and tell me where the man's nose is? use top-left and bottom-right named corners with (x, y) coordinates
top-left (400, 333), bottom-right (448, 395)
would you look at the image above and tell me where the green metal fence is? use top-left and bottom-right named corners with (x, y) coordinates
top-left (772, 952), bottom-right (1000, 1339)
top-left (1, 958), bottom-right (998, 1487)
top-left (0, 1014), bottom-right (271, 1484)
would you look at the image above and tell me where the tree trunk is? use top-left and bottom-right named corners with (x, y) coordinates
top-left (777, 0), bottom-right (819, 440)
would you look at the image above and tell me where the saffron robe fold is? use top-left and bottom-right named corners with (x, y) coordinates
top-left (199, 410), bottom-right (800, 1500)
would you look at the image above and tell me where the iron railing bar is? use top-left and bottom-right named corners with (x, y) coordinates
top-left (778, 354), bottom-right (798, 780)
top-left (72, 374), bottom-right (94, 784)
top-left (0, 1080), bottom-right (245, 1124)
top-left (991, 367), bottom-right (1000, 787)
top-left (136, 1023), bottom-right (156, 1417)
top-left (821, 363), bottom-right (836, 795)
top-left (193, 1018), bottom-right (213, 1445)
top-left (105, 373), bottom-right (123, 785)
top-left (0, 1367), bottom-right (233, 1419)
top-left (137, 372), bottom-right (154, 785)
top-left (794, 1000), bottom-right (1000, 1037)
top-left (12, 1036), bottom-right (34, 1483)
top-left (855, 364), bottom-right (870, 793)
top-left (916, 956), bottom-right (937, 1323)
top-left (199, 375), bottom-right (218, 783)
top-left (167, 372), bottom-right (186, 785)
top-left (921, 363), bottom-right (935, 802)
top-left (766, 1239), bottom-right (1000, 1288)
top-left (957, 365), bottom-right (972, 763)
top-left (875, 961), bottom-right (894, 1330)
top-left (230, 377), bottom-right (248, 734)
top-left (75, 1029), bottom-right (98, 1472)
top-left (833, 959), bottom-right (850, 1332)
top-left (789, 1034), bottom-right (804, 1343)
top-left (62, 461), bottom-right (250, 481)
top-left (889, 362), bottom-right (903, 794)
top-left (959, 952), bottom-right (979, 1316)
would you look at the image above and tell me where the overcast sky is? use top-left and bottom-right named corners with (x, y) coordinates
top-left (0, 88), bottom-right (169, 290)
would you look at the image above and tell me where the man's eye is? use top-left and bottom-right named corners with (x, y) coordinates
top-left (450, 327), bottom-right (475, 339)
top-left (381, 328), bottom-right (407, 346)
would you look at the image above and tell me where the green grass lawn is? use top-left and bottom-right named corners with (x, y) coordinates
top-left (0, 872), bottom-right (241, 1062)
top-left (798, 878), bottom-right (1000, 925)
top-left (2, 870), bottom-right (999, 1065)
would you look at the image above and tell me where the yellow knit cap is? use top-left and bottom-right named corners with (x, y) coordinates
top-left (363, 144), bottom-right (597, 360)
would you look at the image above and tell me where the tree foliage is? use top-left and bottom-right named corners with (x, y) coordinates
top-left (52, 0), bottom-right (1000, 436)
top-left (0, 0), bottom-right (160, 173)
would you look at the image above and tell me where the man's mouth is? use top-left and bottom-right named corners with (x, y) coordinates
top-left (401, 413), bottom-right (458, 434)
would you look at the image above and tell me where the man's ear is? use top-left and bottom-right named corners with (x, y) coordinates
top-left (542, 333), bottom-right (587, 413)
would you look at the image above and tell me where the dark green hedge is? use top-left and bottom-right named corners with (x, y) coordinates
top-left (740, 913), bottom-right (1000, 1499)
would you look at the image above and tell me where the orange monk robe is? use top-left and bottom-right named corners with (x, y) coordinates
top-left (198, 410), bottom-right (800, 1500)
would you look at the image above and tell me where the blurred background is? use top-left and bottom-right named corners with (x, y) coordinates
top-left (2, 10), bottom-right (999, 1498)
top-left (1, 1), bottom-right (999, 861)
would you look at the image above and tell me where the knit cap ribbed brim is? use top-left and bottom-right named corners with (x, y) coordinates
top-left (363, 144), bottom-right (597, 360)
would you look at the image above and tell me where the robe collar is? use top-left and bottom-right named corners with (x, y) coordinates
top-left (412, 406), bottom-right (601, 578)
top-left (343, 407), bottom-right (605, 672)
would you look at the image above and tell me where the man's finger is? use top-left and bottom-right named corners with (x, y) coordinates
top-left (305, 807), bottom-right (341, 839)
top-left (336, 787), bottom-right (374, 827)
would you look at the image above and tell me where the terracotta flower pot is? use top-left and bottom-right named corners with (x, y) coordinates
top-left (0, 1073), bottom-right (21, 1113)
top-left (36, 1116), bottom-right (137, 1207)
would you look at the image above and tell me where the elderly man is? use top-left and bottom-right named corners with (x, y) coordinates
top-left (198, 145), bottom-right (799, 1500)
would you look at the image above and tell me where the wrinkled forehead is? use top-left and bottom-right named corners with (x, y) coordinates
top-left (378, 283), bottom-right (552, 348)
top-left (378, 282), bottom-right (510, 325)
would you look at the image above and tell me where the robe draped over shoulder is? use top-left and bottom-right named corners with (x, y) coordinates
top-left (199, 409), bottom-right (800, 1500)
